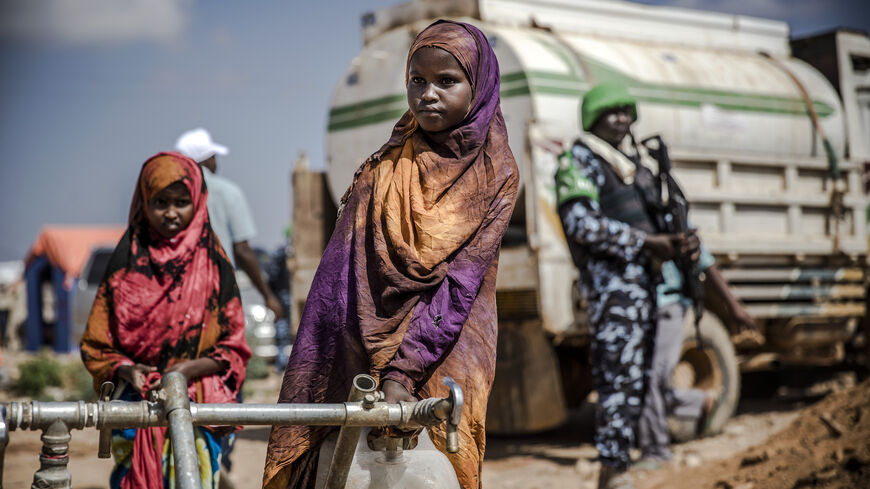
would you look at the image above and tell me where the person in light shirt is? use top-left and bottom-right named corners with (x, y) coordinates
top-left (175, 128), bottom-right (284, 322)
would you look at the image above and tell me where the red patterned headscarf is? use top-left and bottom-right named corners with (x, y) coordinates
top-left (81, 152), bottom-right (250, 403)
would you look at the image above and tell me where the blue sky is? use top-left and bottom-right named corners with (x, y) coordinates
top-left (1, 0), bottom-right (868, 261)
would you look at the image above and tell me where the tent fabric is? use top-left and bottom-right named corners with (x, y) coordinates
top-left (26, 226), bottom-right (125, 286)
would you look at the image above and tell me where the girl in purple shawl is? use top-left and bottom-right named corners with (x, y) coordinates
top-left (263, 20), bottom-right (518, 489)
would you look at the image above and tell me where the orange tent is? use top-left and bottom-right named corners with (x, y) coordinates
top-left (26, 226), bottom-right (125, 287)
top-left (24, 226), bottom-right (125, 352)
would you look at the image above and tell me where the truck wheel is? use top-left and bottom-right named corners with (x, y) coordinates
top-left (668, 310), bottom-right (740, 442)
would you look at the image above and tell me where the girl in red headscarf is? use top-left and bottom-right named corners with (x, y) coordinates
top-left (81, 152), bottom-right (251, 489)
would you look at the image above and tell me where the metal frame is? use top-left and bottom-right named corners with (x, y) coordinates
top-left (1, 373), bottom-right (463, 489)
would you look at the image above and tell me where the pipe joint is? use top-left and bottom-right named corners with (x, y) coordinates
top-left (162, 372), bottom-right (190, 415)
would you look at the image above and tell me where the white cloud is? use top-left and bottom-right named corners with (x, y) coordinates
top-left (0, 0), bottom-right (190, 45)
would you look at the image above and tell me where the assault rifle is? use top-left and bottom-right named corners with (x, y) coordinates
top-left (641, 135), bottom-right (705, 348)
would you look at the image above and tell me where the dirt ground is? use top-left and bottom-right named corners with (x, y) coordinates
top-left (637, 375), bottom-right (870, 489)
top-left (3, 356), bottom-right (868, 489)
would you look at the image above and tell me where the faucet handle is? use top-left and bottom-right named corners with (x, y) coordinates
top-left (442, 377), bottom-right (463, 453)
top-left (100, 381), bottom-right (114, 401)
top-left (97, 381), bottom-right (114, 459)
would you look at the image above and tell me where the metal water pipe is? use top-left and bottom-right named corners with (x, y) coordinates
top-left (324, 374), bottom-right (380, 489)
top-left (1, 373), bottom-right (463, 489)
top-left (163, 372), bottom-right (201, 489)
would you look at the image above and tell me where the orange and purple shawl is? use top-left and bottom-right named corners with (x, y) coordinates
top-left (263, 20), bottom-right (518, 489)
top-left (81, 152), bottom-right (251, 489)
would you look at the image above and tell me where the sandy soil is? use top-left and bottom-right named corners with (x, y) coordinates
top-left (480, 398), bottom-right (801, 489)
top-left (638, 377), bottom-right (870, 489)
top-left (3, 357), bottom-right (867, 489)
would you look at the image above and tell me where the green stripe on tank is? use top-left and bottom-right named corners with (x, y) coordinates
top-left (501, 71), bottom-right (530, 83)
top-left (329, 94), bottom-right (407, 117)
top-left (501, 85), bottom-right (532, 98)
top-left (328, 108), bottom-right (408, 131)
top-left (521, 84), bottom-right (833, 117)
top-left (522, 72), bottom-right (834, 116)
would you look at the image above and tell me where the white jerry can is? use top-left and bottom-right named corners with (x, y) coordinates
top-left (315, 428), bottom-right (460, 489)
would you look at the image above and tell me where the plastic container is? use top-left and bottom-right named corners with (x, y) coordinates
top-left (315, 428), bottom-right (460, 489)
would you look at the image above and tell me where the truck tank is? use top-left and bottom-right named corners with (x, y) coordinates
top-left (306, 0), bottom-right (869, 434)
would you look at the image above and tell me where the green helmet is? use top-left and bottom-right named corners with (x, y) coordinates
top-left (580, 82), bottom-right (638, 131)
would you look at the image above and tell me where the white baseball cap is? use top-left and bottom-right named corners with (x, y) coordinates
top-left (174, 128), bottom-right (229, 163)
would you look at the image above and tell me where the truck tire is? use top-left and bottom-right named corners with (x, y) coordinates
top-left (668, 310), bottom-right (740, 442)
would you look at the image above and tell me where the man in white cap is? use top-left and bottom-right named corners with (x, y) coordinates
top-left (175, 128), bottom-right (284, 322)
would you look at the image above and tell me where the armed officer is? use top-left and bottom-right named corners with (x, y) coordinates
top-left (555, 82), bottom-right (755, 488)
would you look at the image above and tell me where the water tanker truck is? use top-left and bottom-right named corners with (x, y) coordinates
top-left (290, 0), bottom-right (870, 437)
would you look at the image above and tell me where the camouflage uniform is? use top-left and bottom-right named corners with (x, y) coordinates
top-left (557, 139), bottom-right (660, 469)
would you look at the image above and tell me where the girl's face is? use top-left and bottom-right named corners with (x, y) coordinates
top-left (145, 181), bottom-right (194, 239)
top-left (407, 47), bottom-right (473, 133)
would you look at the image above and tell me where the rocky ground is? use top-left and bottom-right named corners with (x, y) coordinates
top-left (2, 352), bottom-right (867, 489)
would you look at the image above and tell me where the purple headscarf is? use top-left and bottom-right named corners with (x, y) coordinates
top-left (375, 19), bottom-right (505, 159)
top-left (264, 20), bottom-right (518, 489)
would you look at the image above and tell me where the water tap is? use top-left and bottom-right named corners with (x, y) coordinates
top-left (442, 377), bottom-right (463, 453)
top-left (97, 381), bottom-right (114, 458)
